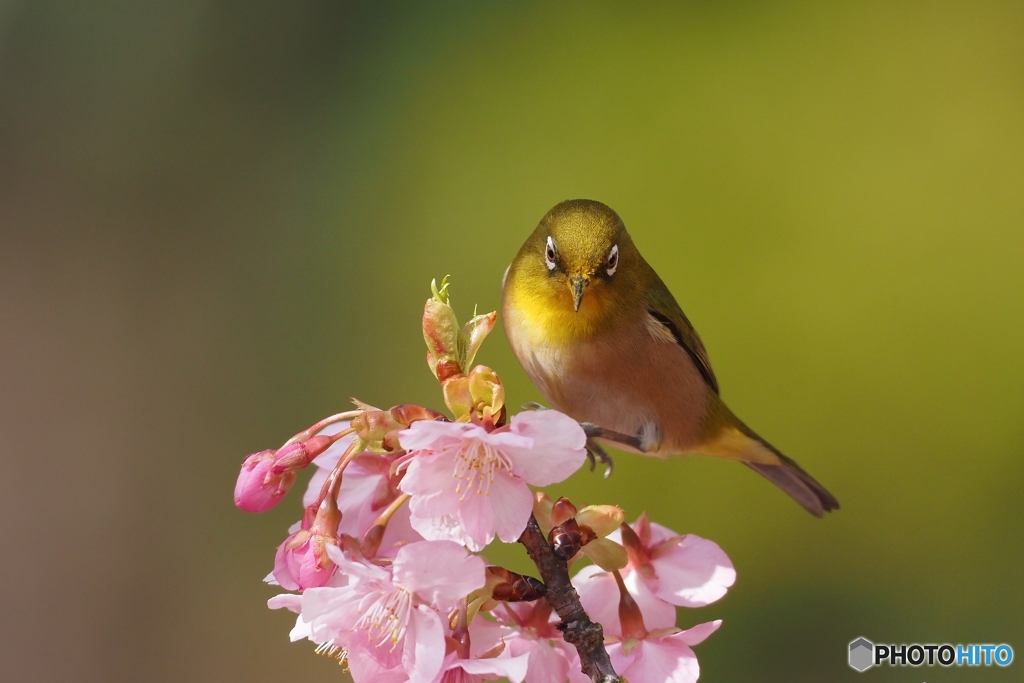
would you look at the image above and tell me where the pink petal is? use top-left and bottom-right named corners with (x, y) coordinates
top-left (456, 653), bottom-right (530, 683)
top-left (302, 465), bottom-right (331, 509)
top-left (676, 619), bottom-right (722, 647)
top-left (392, 540), bottom-right (486, 610)
top-left (575, 566), bottom-right (676, 636)
top-left (404, 604), bottom-right (446, 683)
top-left (288, 618), bottom-right (312, 643)
top-left (295, 544), bottom-right (334, 589)
top-left (470, 472), bottom-right (534, 545)
top-left (267, 594), bottom-right (302, 613)
top-left (644, 519), bottom-right (679, 545)
top-left (299, 584), bottom-right (362, 645)
top-left (502, 410), bottom-right (587, 486)
top-left (305, 451), bottom-right (383, 512)
top-left (650, 534), bottom-right (735, 607)
top-left (403, 453), bottom-right (489, 549)
top-left (348, 649), bottom-right (409, 683)
top-left (613, 636), bottom-right (701, 683)
top-left (399, 420), bottom-right (480, 452)
top-left (624, 571), bottom-right (677, 631)
top-left (272, 538), bottom-right (301, 591)
top-left (567, 666), bottom-right (591, 683)
top-left (372, 502), bottom-right (424, 557)
top-left (401, 452), bottom-right (463, 514)
top-left (325, 543), bottom-right (388, 581)
top-left (510, 638), bottom-right (570, 683)
top-left (468, 619), bottom-right (516, 657)
top-left (408, 511), bottom-right (478, 549)
top-left (572, 566), bottom-right (622, 637)
top-left (452, 488), bottom-right (499, 548)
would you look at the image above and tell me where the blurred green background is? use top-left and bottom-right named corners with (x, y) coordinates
top-left (2, 1), bottom-right (1022, 681)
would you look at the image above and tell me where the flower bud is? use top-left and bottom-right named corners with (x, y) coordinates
top-left (423, 277), bottom-right (464, 382)
top-left (486, 566), bottom-right (547, 602)
top-left (439, 365), bottom-right (506, 425)
top-left (461, 311), bottom-right (497, 370)
top-left (550, 522), bottom-right (584, 561)
top-left (441, 375), bottom-right (474, 421)
top-left (550, 496), bottom-right (578, 527)
top-left (467, 365), bottom-right (505, 425)
top-left (272, 496), bottom-right (343, 590)
top-left (422, 277), bottom-right (499, 387)
top-left (234, 450), bottom-right (295, 513)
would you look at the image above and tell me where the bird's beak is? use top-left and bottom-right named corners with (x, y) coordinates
top-left (570, 274), bottom-right (588, 312)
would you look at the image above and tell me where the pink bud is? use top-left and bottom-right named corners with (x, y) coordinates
top-left (272, 497), bottom-right (343, 590)
top-left (234, 450), bottom-right (295, 513)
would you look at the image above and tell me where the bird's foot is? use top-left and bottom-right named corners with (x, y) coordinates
top-left (583, 436), bottom-right (614, 478)
top-left (520, 402), bottom-right (547, 411)
top-left (580, 422), bottom-right (645, 452)
top-left (579, 421), bottom-right (648, 478)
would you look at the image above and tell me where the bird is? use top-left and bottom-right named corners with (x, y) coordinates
top-left (501, 199), bottom-right (839, 517)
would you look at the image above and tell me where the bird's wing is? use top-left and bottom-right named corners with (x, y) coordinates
top-left (645, 277), bottom-right (719, 394)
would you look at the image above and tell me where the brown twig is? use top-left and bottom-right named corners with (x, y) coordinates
top-left (519, 515), bottom-right (621, 683)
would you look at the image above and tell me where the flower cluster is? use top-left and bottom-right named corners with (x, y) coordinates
top-left (234, 279), bottom-right (735, 683)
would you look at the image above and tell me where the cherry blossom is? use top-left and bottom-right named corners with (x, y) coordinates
top-left (398, 409), bottom-right (587, 551)
top-left (238, 280), bottom-right (741, 683)
top-left (616, 514), bottom-right (735, 608)
top-left (294, 540), bottom-right (485, 683)
top-left (493, 600), bottom-right (575, 683)
top-left (607, 621), bottom-right (721, 683)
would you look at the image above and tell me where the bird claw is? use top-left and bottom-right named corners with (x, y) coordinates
top-left (520, 402), bottom-right (547, 411)
top-left (584, 437), bottom-right (614, 478)
top-left (580, 422), bottom-right (621, 478)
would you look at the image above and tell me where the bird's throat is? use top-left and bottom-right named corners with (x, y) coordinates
top-left (507, 284), bottom-right (614, 348)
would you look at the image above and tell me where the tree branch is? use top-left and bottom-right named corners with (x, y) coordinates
top-left (519, 515), bottom-right (621, 683)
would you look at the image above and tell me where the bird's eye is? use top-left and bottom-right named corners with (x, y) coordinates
top-left (545, 236), bottom-right (557, 271)
top-left (606, 244), bottom-right (619, 276)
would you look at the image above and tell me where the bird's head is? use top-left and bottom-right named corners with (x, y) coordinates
top-left (517, 199), bottom-right (637, 314)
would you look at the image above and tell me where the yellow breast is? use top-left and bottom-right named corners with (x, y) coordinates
top-left (504, 277), bottom-right (616, 349)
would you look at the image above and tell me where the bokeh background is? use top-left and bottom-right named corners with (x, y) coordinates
top-left (2, 1), bottom-right (1022, 681)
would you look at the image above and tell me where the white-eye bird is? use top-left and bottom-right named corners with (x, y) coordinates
top-left (501, 199), bottom-right (838, 516)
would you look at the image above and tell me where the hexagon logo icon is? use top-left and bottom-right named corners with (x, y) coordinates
top-left (849, 637), bottom-right (874, 671)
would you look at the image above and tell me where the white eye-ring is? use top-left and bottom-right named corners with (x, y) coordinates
top-left (545, 236), bottom-right (557, 271)
top-left (606, 244), bottom-right (619, 276)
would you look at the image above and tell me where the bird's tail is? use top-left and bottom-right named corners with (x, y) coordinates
top-left (696, 405), bottom-right (839, 517)
top-left (743, 452), bottom-right (840, 518)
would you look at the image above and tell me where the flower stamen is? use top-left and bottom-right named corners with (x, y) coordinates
top-left (314, 640), bottom-right (350, 669)
top-left (451, 439), bottom-right (514, 499)
top-left (354, 587), bottom-right (414, 650)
